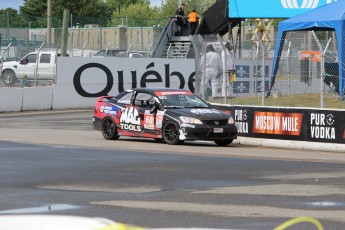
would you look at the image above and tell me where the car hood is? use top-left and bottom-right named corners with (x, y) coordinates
top-left (1, 61), bottom-right (18, 67)
top-left (166, 108), bottom-right (229, 120)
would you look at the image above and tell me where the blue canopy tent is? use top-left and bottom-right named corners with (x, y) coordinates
top-left (271, 0), bottom-right (345, 100)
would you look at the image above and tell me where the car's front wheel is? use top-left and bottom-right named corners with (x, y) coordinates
top-left (214, 139), bottom-right (233, 146)
top-left (101, 117), bottom-right (119, 140)
top-left (2, 70), bottom-right (17, 86)
top-left (162, 121), bottom-right (184, 145)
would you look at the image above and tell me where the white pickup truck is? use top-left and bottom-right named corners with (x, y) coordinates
top-left (1, 50), bottom-right (57, 86)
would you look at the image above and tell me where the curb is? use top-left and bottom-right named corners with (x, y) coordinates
top-left (235, 137), bottom-right (345, 153)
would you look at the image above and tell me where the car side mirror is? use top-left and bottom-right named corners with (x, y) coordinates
top-left (149, 98), bottom-right (160, 113)
top-left (20, 58), bottom-right (28, 64)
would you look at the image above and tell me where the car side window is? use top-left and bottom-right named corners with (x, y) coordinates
top-left (27, 54), bottom-right (37, 63)
top-left (134, 92), bottom-right (153, 108)
top-left (116, 91), bottom-right (133, 105)
top-left (40, 54), bottom-right (51, 63)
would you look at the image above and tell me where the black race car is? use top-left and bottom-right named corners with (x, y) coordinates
top-left (93, 88), bottom-right (237, 146)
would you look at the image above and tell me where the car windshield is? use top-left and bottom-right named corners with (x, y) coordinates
top-left (155, 91), bottom-right (209, 109)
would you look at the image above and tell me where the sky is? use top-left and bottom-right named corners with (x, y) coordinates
top-left (1, 0), bottom-right (24, 10)
top-left (0, 0), bottom-right (162, 11)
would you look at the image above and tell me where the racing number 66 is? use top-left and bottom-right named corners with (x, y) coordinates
top-left (145, 115), bottom-right (154, 125)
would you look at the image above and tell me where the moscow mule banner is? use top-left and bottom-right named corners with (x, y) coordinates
top-left (214, 105), bottom-right (345, 144)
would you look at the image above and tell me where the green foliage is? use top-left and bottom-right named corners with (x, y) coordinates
top-left (20, 0), bottom-right (47, 17)
top-left (182, 0), bottom-right (216, 14)
top-left (160, 0), bottom-right (179, 18)
top-left (111, 2), bottom-right (163, 27)
top-left (0, 9), bottom-right (26, 28)
top-left (19, 0), bottom-right (111, 27)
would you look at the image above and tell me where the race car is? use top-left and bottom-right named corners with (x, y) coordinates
top-left (93, 88), bottom-right (237, 146)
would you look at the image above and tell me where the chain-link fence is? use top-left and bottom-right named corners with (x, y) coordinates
top-left (0, 13), bottom-right (165, 59)
top-left (192, 30), bottom-right (345, 110)
top-left (1, 14), bottom-right (345, 110)
top-left (192, 34), bottom-right (274, 106)
top-left (269, 30), bottom-right (344, 109)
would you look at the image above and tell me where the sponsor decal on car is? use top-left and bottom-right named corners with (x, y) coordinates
top-left (144, 110), bottom-right (155, 130)
top-left (190, 109), bottom-right (221, 114)
top-left (156, 110), bottom-right (165, 129)
top-left (120, 107), bottom-right (141, 132)
top-left (100, 105), bottom-right (118, 115)
top-left (181, 123), bottom-right (195, 129)
top-left (155, 91), bottom-right (193, 96)
top-left (117, 99), bottom-right (131, 104)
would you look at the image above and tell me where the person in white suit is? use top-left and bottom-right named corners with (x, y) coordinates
top-left (201, 44), bottom-right (222, 98)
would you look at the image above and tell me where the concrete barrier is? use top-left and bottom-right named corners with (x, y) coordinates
top-left (22, 87), bottom-right (53, 111)
top-left (0, 87), bottom-right (24, 112)
top-left (52, 85), bottom-right (97, 110)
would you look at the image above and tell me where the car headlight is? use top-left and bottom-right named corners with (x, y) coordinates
top-left (228, 117), bottom-right (235, 124)
top-left (180, 116), bottom-right (202, 124)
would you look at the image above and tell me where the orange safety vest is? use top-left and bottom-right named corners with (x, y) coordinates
top-left (189, 12), bottom-right (197, 23)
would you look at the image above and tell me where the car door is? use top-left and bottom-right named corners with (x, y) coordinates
top-left (114, 91), bottom-right (138, 136)
top-left (37, 53), bottom-right (53, 79)
top-left (18, 53), bottom-right (37, 78)
top-left (133, 92), bottom-right (162, 138)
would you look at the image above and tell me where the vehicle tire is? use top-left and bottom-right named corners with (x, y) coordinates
top-left (2, 70), bottom-right (17, 86)
top-left (214, 139), bottom-right (233, 146)
top-left (101, 117), bottom-right (119, 140)
top-left (162, 121), bottom-right (184, 145)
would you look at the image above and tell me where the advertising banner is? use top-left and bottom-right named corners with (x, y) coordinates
top-left (229, 0), bottom-right (337, 18)
top-left (57, 57), bottom-right (195, 98)
top-left (215, 105), bottom-right (345, 144)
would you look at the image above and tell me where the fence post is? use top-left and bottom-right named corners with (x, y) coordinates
top-left (218, 35), bottom-right (228, 104)
top-left (255, 34), bottom-right (266, 106)
top-left (260, 40), bottom-right (265, 106)
top-left (34, 42), bottom-right (45, 87)
top-left (312, 31), bottom-right (331, 109)
top-left (287, 41), bottom-right (291, 95)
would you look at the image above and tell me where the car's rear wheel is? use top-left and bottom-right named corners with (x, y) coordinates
top-left (162, 121), bottom-right (184, 145)
top-left (2, 70), bottom-right (17, 86)
top-left (214, 139), bottom-right (233, 146)
top-left (101, 117), bottom-right (119, 140)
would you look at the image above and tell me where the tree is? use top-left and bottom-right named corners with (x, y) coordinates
top-left (0, 8), bottom-right (25, 28)
top-left (111, 1), bottom-right (162, 27)
top-left (182, 0), bottom-right (216, 14)
top-left (20, 0), bottom-right (111, 27)
top-left (159, 0), bottom-right (216, 19)
top-left (106, 0), bottom-right (143, 13)
top-left (160, 0), bottom-right (179, 19)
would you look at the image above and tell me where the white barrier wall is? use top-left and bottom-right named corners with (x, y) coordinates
top-left (52, 85), bottom-right (98, 109)
top-left (0, 57), bottom-right (196, 112)
top-left (0, 87), bottom-right (24, 112)
top-left (22, 87), bottom-right (53, 111)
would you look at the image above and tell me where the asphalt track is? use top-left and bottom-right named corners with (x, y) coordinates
top-left (0, 109), bottom-right (344, 162)
top-left (0, 109), bottom-right (345, 230)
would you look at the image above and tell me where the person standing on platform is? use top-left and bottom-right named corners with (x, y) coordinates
top-left (188, 9), bottom-right (200, 35)
top-left (175, 3), bottom-right (186, 36)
